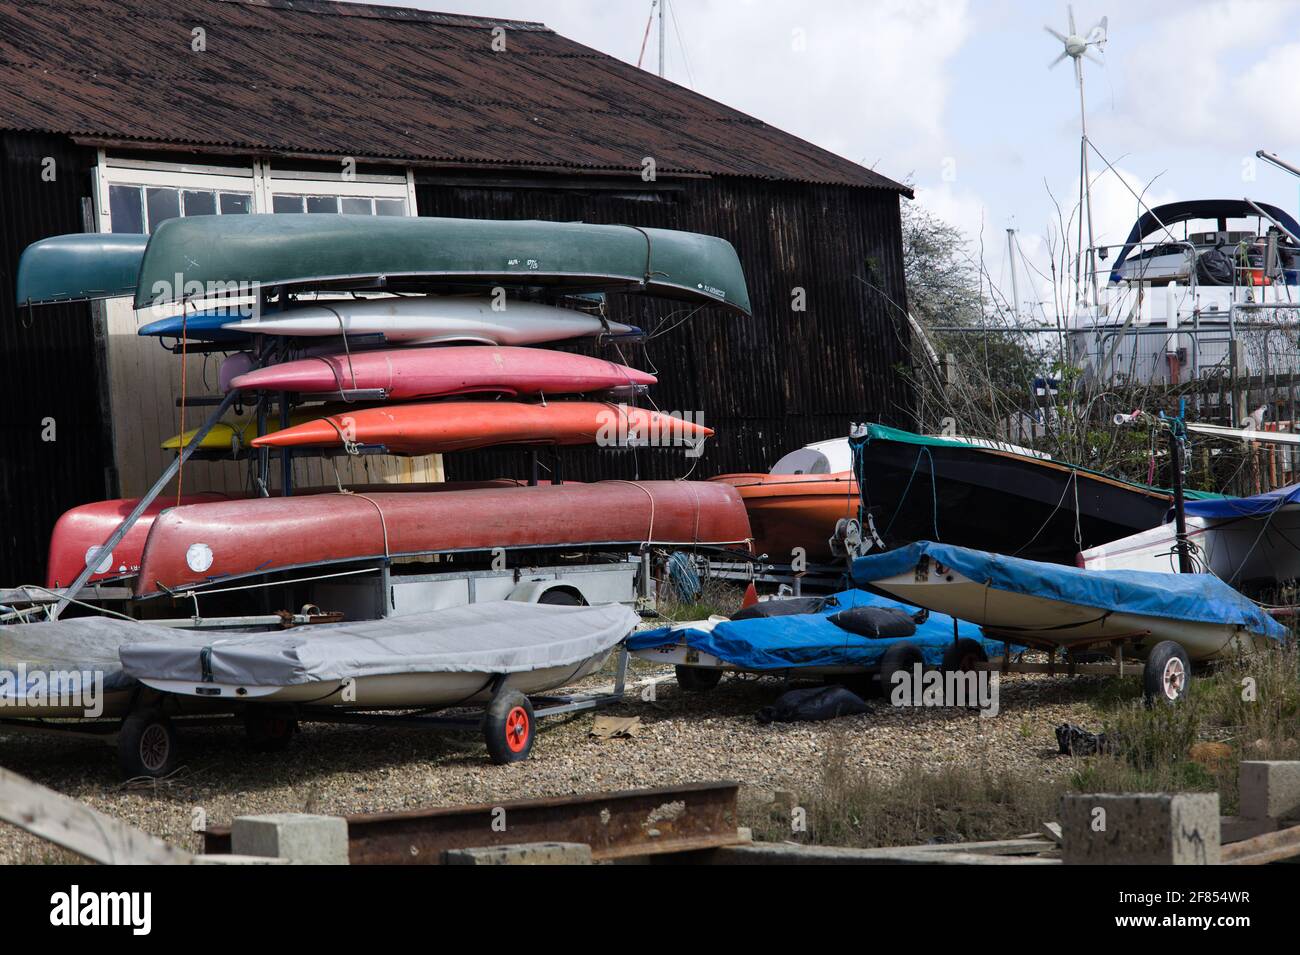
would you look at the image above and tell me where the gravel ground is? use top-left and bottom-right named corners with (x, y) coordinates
top-left (0, 655), bottom-right (1119, 863)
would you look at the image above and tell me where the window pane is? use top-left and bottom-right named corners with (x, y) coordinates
top-left (182, 190), bottom-right (216, 217)
top-left (375, 198), bottom-right (407, 217)
top-left (306, 195), bottom-right (339, 214)
top-left (109, 184), bottom-right (144, 233)
top-left (273, 194), bottom-right (303, 214)
top-left (340, 196), bottom-right (372, 215)
top-left (146, 187), bottom-right (181, 230)
top-left (219, 192), bottom-right (251, 214)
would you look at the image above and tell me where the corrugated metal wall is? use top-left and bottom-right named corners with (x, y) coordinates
top-left (0, 133), bottom-right (114, 585)
top-left (415, 174), bottom-right (914, 483)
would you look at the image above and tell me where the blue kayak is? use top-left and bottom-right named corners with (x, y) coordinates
top-left (138, 311), bottom-right (253, 343)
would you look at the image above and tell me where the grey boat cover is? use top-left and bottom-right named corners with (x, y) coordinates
top-left (119, 601), bottom-right (640, 687)
top-left (0, 615), bottom-right (187, 698)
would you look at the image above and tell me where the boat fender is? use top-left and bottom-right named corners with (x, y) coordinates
top-left (828, 606), bottom-right (917, 639)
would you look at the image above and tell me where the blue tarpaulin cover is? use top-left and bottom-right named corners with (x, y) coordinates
top-left (852, 542), bottom-right (1288, 641)
top-left (626, 589), bottom-right (1007, 670)
top-left (1183, 483), bottom-right (1300, 519)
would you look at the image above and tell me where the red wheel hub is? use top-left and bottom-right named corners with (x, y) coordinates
top-left (504, 706), bottom-right (530, 753)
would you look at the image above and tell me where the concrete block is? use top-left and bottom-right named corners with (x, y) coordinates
top-left (1060, 793), bottom-right (1220, 865)
top-left (232, 814), bottom-right (349, 865)
top-left (1239, 761), bottom-right (1300, 822)
top-left (443, 841), bottom-right (593, 865)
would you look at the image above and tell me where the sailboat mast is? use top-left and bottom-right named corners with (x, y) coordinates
top-left (659, 0), bottom-right (666, 77)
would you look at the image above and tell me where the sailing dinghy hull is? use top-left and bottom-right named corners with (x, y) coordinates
top-left (853, 541), bottom-right (1286, 661)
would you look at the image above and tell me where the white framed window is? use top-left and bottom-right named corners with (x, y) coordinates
top-left (95, 153), bottom-right (418, 233)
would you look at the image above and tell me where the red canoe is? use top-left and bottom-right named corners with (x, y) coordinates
top-left (46, 493), bottom-right (230, 588)
top-left (229, 346), bottom-right (656, 399)
top-left (250, 401), bottom-right (713, 454)
top-left (45, 482), bottom-right (527, 588)
top-left (133, 481), bottom-right (752, 594)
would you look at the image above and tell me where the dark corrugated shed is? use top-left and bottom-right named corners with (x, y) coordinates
top-left (0, 0), bottom-right (914, 583)
top-left (0, 134), bottom-right (114, 585)
top-left (0, 0), bottom-right (909, 194)
top-left (417, 175), bottom-right (914, 484)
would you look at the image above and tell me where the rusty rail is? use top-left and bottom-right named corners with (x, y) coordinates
top-left (203, 780), bottom-right (742, 863)
top-left (1222, 823), bottom-right (1300, 865)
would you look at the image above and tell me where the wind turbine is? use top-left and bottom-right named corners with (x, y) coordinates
top-left (1046, 6), bottom-right (1108, 310)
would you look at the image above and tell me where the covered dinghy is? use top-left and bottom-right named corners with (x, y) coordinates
top-left (627, 589), bottom-right (1003, 671)
top-left (121, 601), bottom-right (640, 707)
top-left (853, 541), bottom-right (1287, 661)
top-left (1080, 482), bottom-right (1300, 589)
top-left (0, 615), bottom-right (222, 718)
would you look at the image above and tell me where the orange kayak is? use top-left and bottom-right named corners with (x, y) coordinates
top-left (251, 401), bottom-right (714, 454)
top-left (711, 471), bottom-right (858, 564)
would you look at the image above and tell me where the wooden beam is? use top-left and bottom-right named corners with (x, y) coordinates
top-left (0, 767), bottom-right (192, 865)
top-left (1221, 823), bottom-right (1300, 865)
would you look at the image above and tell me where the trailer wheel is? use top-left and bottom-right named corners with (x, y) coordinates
top-left (244, 709), bottom-right (298, 752)
top-left (942, 638), bottom-right (987, 674)
top-left (118, 709), bottom-right (178, 779)
top-left (878, 642), bottom-right (924, 702)
top-left (485, 690), bottom-right (534, 764)
top-left (675, 665), bottom-right (723, 692)
top-left (1144, 640), bottom-right (1191, 705)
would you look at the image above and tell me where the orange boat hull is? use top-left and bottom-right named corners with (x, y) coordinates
top-left (711, 472), bottom-right (859, 564)
top-left (251, 401), bottom-right (712, 454)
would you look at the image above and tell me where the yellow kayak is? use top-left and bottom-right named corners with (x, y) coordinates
top-left (161, 409), bottom-right (327, 451)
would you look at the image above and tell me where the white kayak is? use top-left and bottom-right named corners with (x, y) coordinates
top-left (853, 542), bottom-right (1286, 662)
top-left (224, 295), bottom-right (639, 346)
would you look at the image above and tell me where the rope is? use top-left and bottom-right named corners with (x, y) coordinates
top-left (322, 416), bottom-right (361, 456)
top-left (608, 479), bottom-right (657, 547)
top-left (335, 490), bottom-right (392, 560)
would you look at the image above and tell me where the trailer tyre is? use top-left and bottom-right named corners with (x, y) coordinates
top-left (942, 638), bottom-right (987, 674)
top-left (118, 709), bottom-right (178, 779)
top-left (878, 642), bottom-right (924, 702)
top-left (674, 665), bottom-right (723, 692)
top-left (485, 690), bottom-right (535, 764)
top-left (1144, 640), bottom-right (1191, 705)
top-left (245, 709), bottom-right (298, 752)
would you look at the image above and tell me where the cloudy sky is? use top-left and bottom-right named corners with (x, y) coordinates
top-left (373, 0), bottom-right (1300, 311)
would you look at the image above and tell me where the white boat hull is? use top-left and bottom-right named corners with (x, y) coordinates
top-left (139, 649), bottom-right (613, 709)
top-left (225, 296), bottom-right (633, 345)
top-left (1080, 507), bottom-right (1300, 586)
top-left (869, 567), bottom-right (1264, 661)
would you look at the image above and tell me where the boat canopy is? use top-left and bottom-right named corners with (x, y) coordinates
top-left (121, 601), bottom-right (639, 686)
top-left (852, 541), bottom-right (1288, 640)
top-left (1183, 482), bottom-right (1300, 519)
top-left (131, 214), bottom-right (752, 315)
top-left (1108, 199), bottom-right (1300, 283)
top-left (15, 233), bottom-right (147, 306)
top-left (626, 588), bottom-right (1003, 670)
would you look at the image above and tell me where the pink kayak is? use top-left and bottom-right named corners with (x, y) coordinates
top-left (229, 346), bottom-right (655, 399)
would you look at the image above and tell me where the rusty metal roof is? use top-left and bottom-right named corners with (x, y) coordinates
top-left (0, 0), bottom-right (908, 192)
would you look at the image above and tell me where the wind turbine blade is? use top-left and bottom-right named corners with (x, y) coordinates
top-left (1048, 51), bottom-right (1069, 68)
top-left (1044, 26), bottom-right (1068, 42)
top-left (1083, 49), bottom-right (1103, 65)
top-left (1068, 4), bottom-right (1077, 34)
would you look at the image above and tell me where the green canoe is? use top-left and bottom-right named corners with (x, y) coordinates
top-left (132, 214), bottom-right (751, 315)
top-left (15, 233), bottom-right (147, 306)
